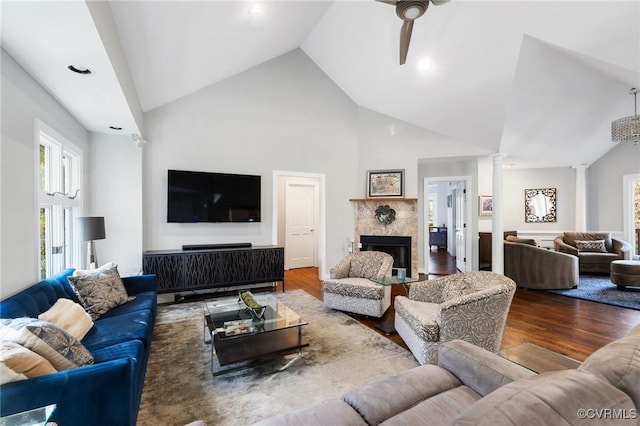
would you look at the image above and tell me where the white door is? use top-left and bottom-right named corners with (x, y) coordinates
top-left (455, 182), bottom-right (467, 272)
top-left (285, 181), bottom-right (318, 269)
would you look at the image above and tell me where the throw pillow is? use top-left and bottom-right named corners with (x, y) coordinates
top-left (39, 298), bottom-right (94, 341)
top-left (505, 235), bottom-right (537, 246)
top-left (12, 320), bottom-right (94, 371)
top-left (0, 317), bottom-right (35, 341)
top-left (68, 262), bottom-right (132, 319)
top-left (0, 340), bottom-right (57, 384)
top-left (575, 240), bottom-right (607, 253)
top-left (0, 362), bottom-right (27, 384)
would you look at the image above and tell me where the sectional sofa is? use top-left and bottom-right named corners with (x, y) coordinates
top-left (0, 268), bottom-right (157, 425)
top-left (255, 324), bottom-right (640, 425)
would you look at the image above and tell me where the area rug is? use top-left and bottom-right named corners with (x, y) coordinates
top-left (547, 274), bottom-right (639, 311)
top-left (137, 290), bottom-right (418, 426)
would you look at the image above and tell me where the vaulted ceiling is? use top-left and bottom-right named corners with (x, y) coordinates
top-left (2, 1), bottom-right (639, 168)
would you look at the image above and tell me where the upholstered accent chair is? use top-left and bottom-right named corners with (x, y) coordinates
top-left (554, 232), bottom-right (632, 274)
top-left (504, 240), bottom-right (578, 289)
top-left (394, 271), bottom-right (516, 365)
top-left (323, 251), bottom-right (393, 318)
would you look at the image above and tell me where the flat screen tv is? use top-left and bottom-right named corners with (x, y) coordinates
top-left (167, 169), bottom-right (261, 223)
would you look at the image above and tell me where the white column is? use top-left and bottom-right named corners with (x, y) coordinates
top-left (572, 165), bottom-right (587, 232)
top-left (490, 153), bottom-right (506, 274)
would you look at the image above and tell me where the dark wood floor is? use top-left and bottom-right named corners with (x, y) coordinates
top-left (281, 251), bottom-right (640, 362)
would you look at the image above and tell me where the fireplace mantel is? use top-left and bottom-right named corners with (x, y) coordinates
top-left (351, 198), bottom-right (419, 278)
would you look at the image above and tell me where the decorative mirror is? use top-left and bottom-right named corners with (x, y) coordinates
top-left (525, 188), bottom-right (557, 223)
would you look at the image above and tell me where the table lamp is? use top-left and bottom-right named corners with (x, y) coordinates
top-left (77, 216), bottom-right (105, 269)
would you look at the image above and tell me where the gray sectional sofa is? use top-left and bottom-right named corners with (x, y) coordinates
top-left (254, 324), bottom-right (640, 425)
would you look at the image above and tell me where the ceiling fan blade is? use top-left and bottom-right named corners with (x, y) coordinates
top-left (399, 19), bottom-right (414, 65)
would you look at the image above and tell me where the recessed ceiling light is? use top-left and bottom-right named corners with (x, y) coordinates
top-left (249, 3), bottom-right (262, 15)
top-left (67, 65), bottom-right (92, 75)
top-left (109, 126), bottom-right (123, 131)
top-left (417, 57), bottom-right (435, 74)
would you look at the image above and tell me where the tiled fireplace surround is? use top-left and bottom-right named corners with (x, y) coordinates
top-left (351, 198), bottom-right (419, 278)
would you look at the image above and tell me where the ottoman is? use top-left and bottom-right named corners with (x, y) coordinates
top-left (610, 260), bottom-right (640, 288)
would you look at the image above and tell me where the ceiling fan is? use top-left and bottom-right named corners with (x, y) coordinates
top-left (377, 0), bottom-right (450, 65)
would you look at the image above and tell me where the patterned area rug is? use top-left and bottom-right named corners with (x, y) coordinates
top-left (547, 274), bottom-right (639, 311)
top-left (137, 289), bottom-right (418, 426)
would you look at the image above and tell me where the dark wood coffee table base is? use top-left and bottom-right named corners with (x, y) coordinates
top-left (213, 327), bottom-right (308, 367)
top-left (499, 342), bottom-right (581, 373)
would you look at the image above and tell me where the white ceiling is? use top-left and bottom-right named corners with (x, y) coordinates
top-left (2, 0), bottom-right (639, 168)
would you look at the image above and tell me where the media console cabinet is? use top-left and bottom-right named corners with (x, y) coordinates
top-left (142, 245), bottom-right (285, 294)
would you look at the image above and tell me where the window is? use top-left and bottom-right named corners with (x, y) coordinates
top-left (427, 194), bottom-right (437, 227)
top-left (37, 124), bottom-right (82, 279)
top-left (635, 180), bottom-right (640, 255)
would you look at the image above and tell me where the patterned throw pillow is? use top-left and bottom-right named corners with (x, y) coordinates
top-left (68, 262), bottom-right (132, 319)
top-left (9, 319), bottom-right (93, 371)
top-left (0, 340), bottom-right (57, 383)
top-left (575, 240), bottom-right (607, 253)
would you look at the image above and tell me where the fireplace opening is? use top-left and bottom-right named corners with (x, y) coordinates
top-left (360, 235), bottom-right (411, 278)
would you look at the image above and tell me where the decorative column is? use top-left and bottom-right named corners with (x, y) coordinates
top-left (490, 153), bottom-right (506, 274)
top-left (572, 165), bottom-right (587, 232)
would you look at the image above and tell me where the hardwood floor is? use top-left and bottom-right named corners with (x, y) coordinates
top-left (282, 255), bottom-right (640, 362)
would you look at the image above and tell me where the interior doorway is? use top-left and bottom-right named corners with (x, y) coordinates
top-left (273, 171), bottom-right (326, 278)
top-left (424, 176), bottom-right (472, 274)
top-left (285, 179), bottom-right (318, 269)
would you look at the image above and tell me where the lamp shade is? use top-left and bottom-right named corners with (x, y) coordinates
top-left (77, 217), bottom-right (105, 241)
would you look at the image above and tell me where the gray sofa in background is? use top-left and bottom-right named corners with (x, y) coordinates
top-left (254, 324), bottom-right (640, 425)
top-left (504, 240), bottom-right (579, 289)
top-left (554, 232), bottom-right (632, 274)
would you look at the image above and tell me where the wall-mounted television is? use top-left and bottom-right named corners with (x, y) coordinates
top-left (167, 169), bottom-right (261, 223)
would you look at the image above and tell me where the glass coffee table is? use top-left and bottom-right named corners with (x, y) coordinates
top-left (203, 293), bottom-right (308, 375)
top-left (369, 276), bottom-right (420, 295)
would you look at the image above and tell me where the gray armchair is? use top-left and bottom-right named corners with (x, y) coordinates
top-left (323, 251), bottom-right (393, 318)
top-left (394, 271), bottom-right (516, 364)
top-left (504, 241), bottom-right (578, 289)
top-left (554, 232), bottom-right (631, 274)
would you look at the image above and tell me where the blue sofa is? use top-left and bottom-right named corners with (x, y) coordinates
top-left (0, 268), bottom-right (157, 426)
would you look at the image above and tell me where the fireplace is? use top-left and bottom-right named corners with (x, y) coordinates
top-left (360, 235), bottom-right (412, 278)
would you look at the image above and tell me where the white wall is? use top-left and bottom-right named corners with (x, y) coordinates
top-left (88, 133), bottom-right (143, 276)
top-left (588, 141), bottom-right (640, 233)
top-left (356, 107), bottom-right (488, 199)
top-left (418, 159), bottom-right (478, 271)
top-left (1, 49), bottom-right (89, 297)
top-left (503, 167), bottom-right (575, 233)
top-left (142, 49), bottom-right (358, 276)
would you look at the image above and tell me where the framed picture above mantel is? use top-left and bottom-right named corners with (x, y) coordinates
top-left (367, 169), bottom-right (404, 198)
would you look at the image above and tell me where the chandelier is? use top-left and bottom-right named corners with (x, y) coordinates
top-left (611, 88), bottom-right (640, 145)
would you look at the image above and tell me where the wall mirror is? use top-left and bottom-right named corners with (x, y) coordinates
top-left (525, 188), bottom-right (557, 223)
